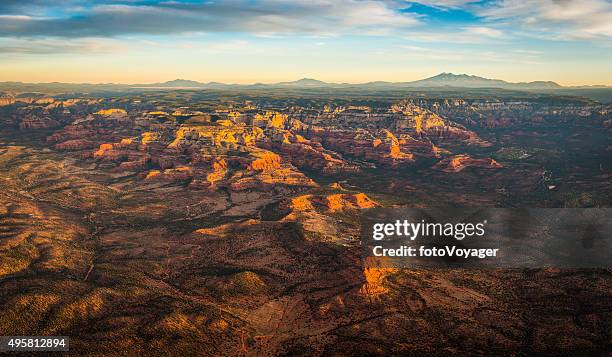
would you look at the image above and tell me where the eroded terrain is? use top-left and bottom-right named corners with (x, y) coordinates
top-left (0, 90), bottom-right (610, 355)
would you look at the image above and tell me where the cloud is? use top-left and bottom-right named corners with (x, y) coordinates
top-left (0, 0), bottom-right (79, 16)
top-left (475, 0), bottom-right (612, 39)
top-left (0, 0), bottom-right (420, 38)
top-left (399, 45), bottom-right (467, 60)
top-left (406, 26), bottom-right (507, 44)
top-left (1, 0), bottom-right (609, 61)
top-left (0, 37), bottom-right (127, 55)
top-left (399, 44), bottom-right (543, 64)
top-left (202, 40), bottom-right (254, 54)
top-left (405, 1), bottom-right (480, 10)
top-left (407, 0), bottom-right (612, 40)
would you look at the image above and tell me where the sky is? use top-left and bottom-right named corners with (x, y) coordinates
top-left (0, 0), bottom-right (611, 85)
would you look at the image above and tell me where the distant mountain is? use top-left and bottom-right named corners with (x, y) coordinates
top-left (404, 73), bottom-right (562, 89)
top-left (276, 78), bottom-right (329, 87)
top-left (151, 79), bottom-right (205, 87)
top-left (138, 78), bottom-right (332, 89)
top-left (128, 74), bottom-right (564, 90)
top-left (4, 73), bottom-right (607, 97)
top-left (253, 73), bottom-right (563, 90)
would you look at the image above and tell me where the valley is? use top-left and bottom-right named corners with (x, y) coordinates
top-left (0, 87), bottom-right (610, 355)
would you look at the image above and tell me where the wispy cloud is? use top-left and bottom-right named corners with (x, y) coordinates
top-left (398, 44), bottom-right (544, 64)
top-left (0, 37), bottom-right (127, 55)
top-left (406, 0), bottom-right (481, 10)
top-left (0, 0), bottom-right (609, 85)
top-left (407, 26), bottom-right (507, 44)
top-left (475, 0), bottom-right (612, 40)
top-left (202, 40), bottom-right (254, 54)
top-left (408, 0), bottom-right (612, 40)
top-left (0, 0), bottom-right (420, 38)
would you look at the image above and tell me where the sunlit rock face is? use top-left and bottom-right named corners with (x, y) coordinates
top-left (0, 96), bottom-right (15, 106)
top-left (391, 102), bottom-right (447, 133)
top-left (433, 154), bottom-right (503, 172)
top-left (302, 128), bottom-right (414, 167)
top-left (94, 108), bottom-right (128, 118)
top-left (12, 99), bottom-right (525, 197)
top-left (260, 129), bottom-right (360, 173)
top-left (286, 192), bottom-right (379, 214)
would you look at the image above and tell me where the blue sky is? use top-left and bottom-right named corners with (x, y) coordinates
top-left (0, 0), bottom-right (611, 85)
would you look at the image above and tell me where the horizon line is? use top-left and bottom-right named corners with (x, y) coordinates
top-left (1, 73), bottom-right (610, 87)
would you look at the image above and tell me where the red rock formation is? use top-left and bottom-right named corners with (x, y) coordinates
top-left (287, 193), bottom-right (379, 213)
top-left (189, 158), bottom-right (229, 190)
top-left (94, 143), bottom-right (114, 158)
top-left (398, 134), bottom-right (449, 158)
top-left (55, 139), bottom-right (95, 151)
top-left (306, 128), bottom-right (414, 167)
top-left (276, 193), bottom-right (379, 243)
top-left (433, 154), bottom-right (503, 172)
top-left (328, 182), bottom-right (347, 191)
top-left (47, 126), bottom-right (94, 143)
top-left (323, 193), bottom-right (379, 212)
top-left (248, 152), bottom-right (282, 171)
top-left (155, 154), bottom-right (186, 170)
top-left (94, 108), bottom-right (128, 118)
top-left (262, 140), bottom-right (359, 173)
top-left (119, 159), bottom-right (148, 171)
top-left (144, 166), bottom-right (193, 182)
top-left (360, 257), bottom-right (398, 297)
top-left (19, 116), bottom-right (60, 130)
top-left (229, 166), bottom-right (317, 191)
top-left (0, 97), bottom-right (15, 106)
top-left (421, 126), bottom-right (490, 146)
top-left (92, 141), bottom-right (148, 166)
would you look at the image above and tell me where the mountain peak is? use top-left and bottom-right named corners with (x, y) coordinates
top-left (429, 73), bottom-right (485, 81)
top-left (278, 78), bottom-right (328, 86)
top-left (297, 77), bottom-right (323, 82)
top-left (412, 73), bottom-right (561, 89)
top-left (115, 74), bottom-right (563, 90)
top-left (160, 79), bottom-right (204, 87)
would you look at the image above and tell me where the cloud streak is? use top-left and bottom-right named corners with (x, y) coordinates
top-left (399, 44), bottom-right (543, 64)
top-left (0, 0), bottom-right (420, 38)
top-left (0, 37), bottom-right (127, 55)
top-left (408, 0), bottom-right (612, 40)
top-left (476, 0), bottom-right (612, 39)
top-left (406, 26), bottom-right (508, 44)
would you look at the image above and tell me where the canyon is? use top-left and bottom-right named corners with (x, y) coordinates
top-left (0, 88), bottom-right (610, 355)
